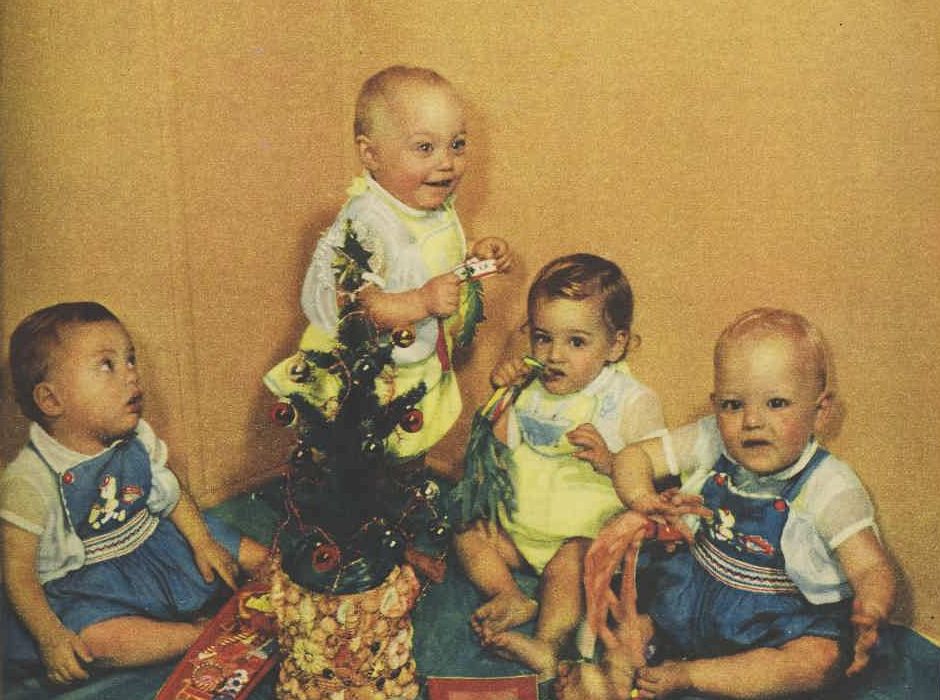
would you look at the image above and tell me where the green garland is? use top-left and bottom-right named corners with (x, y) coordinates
top-left (455, 278), bottom-right (485, 348)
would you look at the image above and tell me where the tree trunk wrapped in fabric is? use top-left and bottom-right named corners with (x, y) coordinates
top-left (271, 564), bottom-right (421, 700)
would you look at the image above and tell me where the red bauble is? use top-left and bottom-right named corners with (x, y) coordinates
top-left (312, 543), bottom-right (341, 572)
top-left (270, 401), bottom-right (296, 426)
top-left (400, 408), bottom-right (423, 433)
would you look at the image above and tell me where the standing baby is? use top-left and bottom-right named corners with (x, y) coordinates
top-left (266, 65), bottom-right (511, 465)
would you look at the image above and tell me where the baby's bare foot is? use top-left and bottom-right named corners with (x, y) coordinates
top-left (555, 660), bottom-right (621, 700)
top-left (486, 630), bottom-right (557, 681)
top-left (471, 591), bottom-right (538, 639)
top-left (601, 653), bottom-right (638, 700)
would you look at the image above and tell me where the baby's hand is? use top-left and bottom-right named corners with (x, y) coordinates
top-left (629, 488), bottom-right (710, 546)
top-left (846, 598), bottom-right (886, 676)
top-left (40, 627), bottom-right (93, 685)
top-left (634, 660), bottom-right (692, 699)
top-left (490, 356), bottom-right (530, 388)
top-left (193, 537), bottom-right (240, 591)
top-left (470, 236), bottom-right (512, 272)
top-left (567, 423), bottom-right (614, 475)
top-left (421, 272), bottom-right (461, 317)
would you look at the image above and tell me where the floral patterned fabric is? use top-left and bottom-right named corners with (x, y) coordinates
top-left (271, 565), bottom-right (421, 700)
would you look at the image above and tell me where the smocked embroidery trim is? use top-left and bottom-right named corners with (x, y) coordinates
top-left (83, 508), bottom-right (159, 565)
top-left (692, 535), bottom-right (799, 595)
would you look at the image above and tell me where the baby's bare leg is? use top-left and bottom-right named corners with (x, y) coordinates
top-left (635, 635), bottom-right (842, 699)
top-left (482, 538), bottom-right (590, 680)
top-left (553, 613), bottom-right (655, 700)
top-left (455, 520), bottom-right (537, 638)
top-left (237, 535), bottom-right (275, 578)
top-left (536, 538), bottom-right (590, 651)
top-left (555, 660), bottom-right (619, 700)
top-left (604, 612), bottom-right (655, 698)
top-left (79, 616), bottom-right (208, 667)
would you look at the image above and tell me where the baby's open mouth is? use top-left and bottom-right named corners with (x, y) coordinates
top-left (741, 439), bottom-right (771, 448)
top-left (424, 179), bottom-right (453, 188)
top-left (127, 393), bottom-right (144, 410)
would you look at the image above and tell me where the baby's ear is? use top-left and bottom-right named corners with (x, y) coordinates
top-left (356, 135), bottom-right (380, 170)
top-left (606, 330), bottom-right (629, 363)
top-left (814, 390), bottom-right (834, 430)
top-left (33, 382), bottom-right (64, 419)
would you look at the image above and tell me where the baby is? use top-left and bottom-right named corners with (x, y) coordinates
top-left (455, 254), bottom-right (675, 679)
top-left (266, 65), bottom-right (510, 467)
top-left (564, 308), bottom-right (896, 699)
top-left (1, 302), bottom-right (269, 684)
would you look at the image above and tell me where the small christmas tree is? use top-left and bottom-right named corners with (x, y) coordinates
top-left (260, 220), bottom-right (454, 595)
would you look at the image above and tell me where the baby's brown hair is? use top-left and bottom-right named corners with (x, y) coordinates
top-left (527, 253), bottom-right (635, 359)
top-left (10, 301), bottom-right (120, 423)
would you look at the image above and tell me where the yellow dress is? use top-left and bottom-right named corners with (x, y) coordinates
top-left (265, 175), bottom-right (473, 460)
top-left (498, 363), bottom-right (660, 573)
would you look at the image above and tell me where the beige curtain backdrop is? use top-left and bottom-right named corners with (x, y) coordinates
top-left (2, 1), bottom-right (938, 640)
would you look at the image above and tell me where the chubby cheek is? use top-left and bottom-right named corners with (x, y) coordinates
top-left (715, 414), bottom-right (741, 444)
top-left (530, 344), bottom-right (550, 363)
top-left (776, 416), bottom-right (814, 452)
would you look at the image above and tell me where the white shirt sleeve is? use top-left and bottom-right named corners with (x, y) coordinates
top-left (620, 389), bottom-right (667, 444)
top-left (300, 194), bottom-right (400, 331)
top-left (0, 470), bottom-right (50, 534)
top-left (661, 416), bottom-right (720, 481)
top-left (663, 417), bottom-right (722, 534)
top-left (792, 457), bottom-right (876, 549)
top-left (780, 455), bottom-right (872, 603)
top-left (301, 223), bottom-right (345, 332)
top-left (136, 420), bottom-right (181, 516)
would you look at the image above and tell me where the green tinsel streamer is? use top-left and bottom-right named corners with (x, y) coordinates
top-left (455, 278), bottom-right (485, 348)
top-left (450, 408), bottom-right (519, 525)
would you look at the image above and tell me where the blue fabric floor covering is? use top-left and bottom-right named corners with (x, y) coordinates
top-left (4, 494), bottom-right (938, 700)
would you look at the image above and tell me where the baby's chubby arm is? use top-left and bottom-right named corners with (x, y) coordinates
top-left (836, 527), bottom-right (897, 676)
top-left (357, 235), bottom-right (510, 330)
top-left (358, 272), bottom-right (461, 330)
top-left (168, 486), bottom-right (239, 591)
top-left (0, 522), bottom-right (94, 684)
top-left (584, 440), bottom-right (710, 646)
top-left (610, 438), bottom-right (705, 524)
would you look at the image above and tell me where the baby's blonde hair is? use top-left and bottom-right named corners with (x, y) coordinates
top-left (354, 65), bottom-right (453, 138)
top-left (714, 308), bottom-right (832, 396)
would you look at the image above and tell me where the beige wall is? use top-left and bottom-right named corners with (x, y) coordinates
top-left (2, 1), bottom-right (938, 639)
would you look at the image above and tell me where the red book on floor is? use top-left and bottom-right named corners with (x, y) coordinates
top-left (426, 674), bottom-right (539, 700)
top-left (154, 581), bottom-right (279, 700)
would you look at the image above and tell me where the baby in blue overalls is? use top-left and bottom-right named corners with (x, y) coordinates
top-left (560, 308), bottom-right (897, 700)
top-left (0, 302), bottom-right (270, 685)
